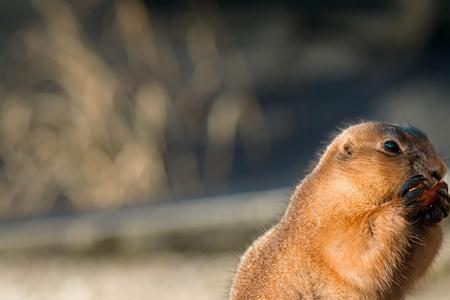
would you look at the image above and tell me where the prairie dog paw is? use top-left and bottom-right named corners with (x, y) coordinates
top-left (399, 175), bottom-right (449, 225)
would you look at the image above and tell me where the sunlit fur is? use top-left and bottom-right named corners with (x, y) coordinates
top-left (230, 122), bottom-right (447, 300)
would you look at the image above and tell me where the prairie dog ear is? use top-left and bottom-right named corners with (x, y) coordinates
top-left (336, 135), bottom-right (356, 160)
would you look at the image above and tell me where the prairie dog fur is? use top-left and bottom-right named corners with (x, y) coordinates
top-left (230, 122), bottom-right (449, 300)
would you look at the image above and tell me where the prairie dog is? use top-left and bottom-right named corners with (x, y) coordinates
top-left (230, 122), bottom-right (449, 300)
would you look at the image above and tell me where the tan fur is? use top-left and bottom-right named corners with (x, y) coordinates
top-left (230, 122), bottom-right (447, 300)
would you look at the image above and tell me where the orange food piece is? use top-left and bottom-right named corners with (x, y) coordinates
top-left (421, 182), bottom-right (446, 206)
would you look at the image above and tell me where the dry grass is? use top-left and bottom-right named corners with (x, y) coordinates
top-left (0, 0), bottom-right (270, 218)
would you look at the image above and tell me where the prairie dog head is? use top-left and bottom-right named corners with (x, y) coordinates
top-left (321, 122), bottom-right (447, 204)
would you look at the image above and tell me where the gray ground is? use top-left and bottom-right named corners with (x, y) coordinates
top-left (1, 188), bottom-right (449, 300)
top-left (0, 248), bottom-right (448, 300)
top-left (0, 253), bottom-right (237, 300)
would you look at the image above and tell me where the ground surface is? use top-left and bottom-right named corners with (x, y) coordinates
top-left (1, 250), bottom-right (449, 300)
top-left (0, 253), bottom-right (237, 300)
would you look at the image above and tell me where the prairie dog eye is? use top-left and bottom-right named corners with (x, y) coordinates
top-left (383, 140), bottom-right (401, 154)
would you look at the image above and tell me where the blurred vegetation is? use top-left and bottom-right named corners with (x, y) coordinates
top-left (1, 0), bottom-right (450, 220)
top-left (0, 0), bottom-right (270, 218)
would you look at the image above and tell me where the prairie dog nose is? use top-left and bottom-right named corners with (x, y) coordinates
top-left (430, 170), bottom-right (442, 182)
top-left (411, 153), bottom-right (446, 186)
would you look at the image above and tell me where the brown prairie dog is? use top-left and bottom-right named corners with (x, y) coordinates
top-left (230, 122), bottom-right (450, 300)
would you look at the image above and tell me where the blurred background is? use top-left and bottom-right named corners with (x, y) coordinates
top-left (1, 0), bottom-right (450, 299)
